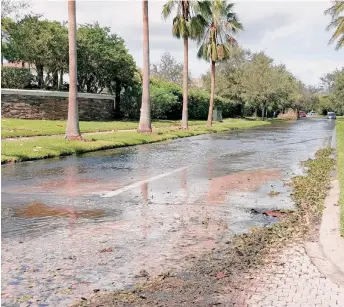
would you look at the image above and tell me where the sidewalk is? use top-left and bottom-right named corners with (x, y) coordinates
top-left (236, 242), bottom-right (344, 307)
top-left (231, 176), bottom-right (344, 306)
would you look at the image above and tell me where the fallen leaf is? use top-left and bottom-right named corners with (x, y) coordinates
top-left (263, 211), bottom-right (283, 217)
top-left (100, 247), bottom-right (113, 253)
top-left (216, 272), bottom-right (226, 279)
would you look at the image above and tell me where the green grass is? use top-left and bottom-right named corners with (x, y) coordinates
top-left (1, 119), bottom-right (269, 164)
top-left (1, 118), bottom-right (206, 138)
top-left (337, 119), bottom-right (344, 236)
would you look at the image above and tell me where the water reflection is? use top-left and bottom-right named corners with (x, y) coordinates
top-left (15, 202), bottom-right (104, 220)
top-left (1, 119), bottom-right (335, 306)
top-left (207, 169), bottom-right (281, 205)
top-left (180, 168), bottom-right (189, 202)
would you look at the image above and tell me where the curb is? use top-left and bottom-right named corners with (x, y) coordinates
top-left (305, 126), bottom-right (344, 286)
top-left (304, 179), bottom-right (344, 287)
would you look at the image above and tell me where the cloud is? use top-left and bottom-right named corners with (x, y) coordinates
top-left (29, 0), bottom-right (343, 85)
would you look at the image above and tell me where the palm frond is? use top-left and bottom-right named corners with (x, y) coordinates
top-left (162, 0), bottom-right (176, 19)
top-left (324, 1), bottom-right (344, 17)
top-left (335, 33), bottom-right (344, 50)
top-left (197, 0), bottom-right (243, 62)
top-left (197, 43), bottom-right (207, 59)
top-left (325, 1), bottom-right (344, 50)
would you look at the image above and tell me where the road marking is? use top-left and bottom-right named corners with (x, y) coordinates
top-left (101, 166), bottom-right (190, 198)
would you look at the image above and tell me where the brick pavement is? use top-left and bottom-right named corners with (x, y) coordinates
top-left (244, 243), bottom-right (344, 307)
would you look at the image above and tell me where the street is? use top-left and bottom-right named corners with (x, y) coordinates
top-left (1, 118), bottom-right (335, 306)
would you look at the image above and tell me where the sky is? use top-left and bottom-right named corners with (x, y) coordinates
top-left (28, 0), bottom-right (343, 86)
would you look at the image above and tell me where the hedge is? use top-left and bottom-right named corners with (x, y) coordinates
top-left (121, 78), bottom-right (240, 120)
top-left (1, 67), bottom-right (33, 89)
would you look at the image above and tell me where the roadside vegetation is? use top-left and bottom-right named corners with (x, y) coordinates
top-left (2, 0), bottom-right (330, 138)
top-left (73, 149), bottom-right (334, 307)
top-left (337, 119), bottom-right (344, 236)
top-left (1, 119), bottom-right (268, 163)
top-left (1, 118), bottom-right (206, 138)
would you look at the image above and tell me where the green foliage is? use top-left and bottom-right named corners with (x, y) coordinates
top-left (1, 118), bottom-right (210, 138)
top-left (197, 1), bottom-right (243, 63)
top-left (317, 68), bottom-right (344, 115)
top-left (2, 15), bottom-right (68, 88)
top-left (2, 17), bottom-right (136, 93)
top-left (324, 1), bottom-right (344, 50)
top-left (150, 52), bottom-right (190, 86)
top-left (1, 119), bottom-right (269, 163)
top-left (150, 79), bottom-right (239, 120)
top-left (1, 66), bottom-right (33, 88)
top-left (150, 84), bottom-right (179, 119)
top-left (1, 0), bottom-right (30, 19)
top-left (202, 47), bottom-right (314, 116)
top-left (76, 23), bottom-right (136, 94)
top-left (162, 0), bottom-right (209, 40)
top-left (119, 77), bottom-right (239, 120)
top-left (332, 69), bottom-right (344, 114)
top-left (337, 119), bottom-right (344, 236)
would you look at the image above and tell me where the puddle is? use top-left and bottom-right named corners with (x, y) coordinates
top-left (15, 202), bottom-right (104, 219)
top-left (207, 168), bottom-right (281, 204)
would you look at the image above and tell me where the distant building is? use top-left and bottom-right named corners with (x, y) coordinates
top-left (2, 61), bottom-right (36, 74)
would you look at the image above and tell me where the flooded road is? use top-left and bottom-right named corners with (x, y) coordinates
top-left (1, 118), bottom-right (335, 306)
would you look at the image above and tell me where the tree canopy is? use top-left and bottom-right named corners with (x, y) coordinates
top-left (2, 16), bottom-right (136, 93)
top-left (202, 47), bottom-right (315, 117)
top-left (150, 52), bottom-right (191, 86)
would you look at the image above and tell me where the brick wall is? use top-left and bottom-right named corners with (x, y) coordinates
top-left (1, 89), bottom-right (115, 121)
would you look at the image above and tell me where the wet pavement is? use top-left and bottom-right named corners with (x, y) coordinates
top-left (1, 118), bottom-right (335, 306)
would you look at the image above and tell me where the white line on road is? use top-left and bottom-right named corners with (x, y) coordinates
top-left (100, 166), bottom-right (190, 198)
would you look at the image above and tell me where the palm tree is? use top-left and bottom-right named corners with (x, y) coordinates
top-left (325, 1), bottom-right (344, 50)
top-left (197, 1), bottom-right (242, 126)
top-left (162, 0), bottom-right (209, 129)
top-left (65, 0), bottom-right (82, 140)
top-left (138, 0), bottom-right (152, 133)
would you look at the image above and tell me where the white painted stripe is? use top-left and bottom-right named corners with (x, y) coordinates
top-left (100, 166), bottom-right (190, 198)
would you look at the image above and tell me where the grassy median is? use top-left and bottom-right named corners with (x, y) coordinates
top-left (1, 118), bottom-right (208, 138)
top-left (337, 119), bottom-right (344, 236)
top-left (1, 119), bottom-right (269, 164)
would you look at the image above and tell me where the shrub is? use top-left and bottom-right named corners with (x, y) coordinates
top-left (121, 78), bottom-right (241, 120)
top-left (121, 84), bottom-right (142, 119)
top-left (1, 67), bottom-right (33, 89)
top-left (150, 84), bottom-right (179, 119)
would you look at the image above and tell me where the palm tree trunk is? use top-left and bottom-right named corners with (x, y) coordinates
top-left (138, 0), bottom-right (152, 133)
top-left (207, 60), bottom-right (216, 126)
top-left (65, 0), bottom-right (81, 140)
top-left (181, 36), bottom-right (188, 129)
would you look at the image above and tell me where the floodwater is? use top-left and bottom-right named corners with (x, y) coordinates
top-left (1, 118), bottom-right (335, 306)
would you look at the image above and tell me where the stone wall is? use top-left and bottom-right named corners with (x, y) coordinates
top-left (1, 89), bottom-right (115, 121)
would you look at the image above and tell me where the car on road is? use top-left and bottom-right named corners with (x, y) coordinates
top-left (299, 111), bottom-right (306, 117)
top-left (307, 111), bottom-right (317, 117)
top-left (327, 112), bottom-right (336, 119)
